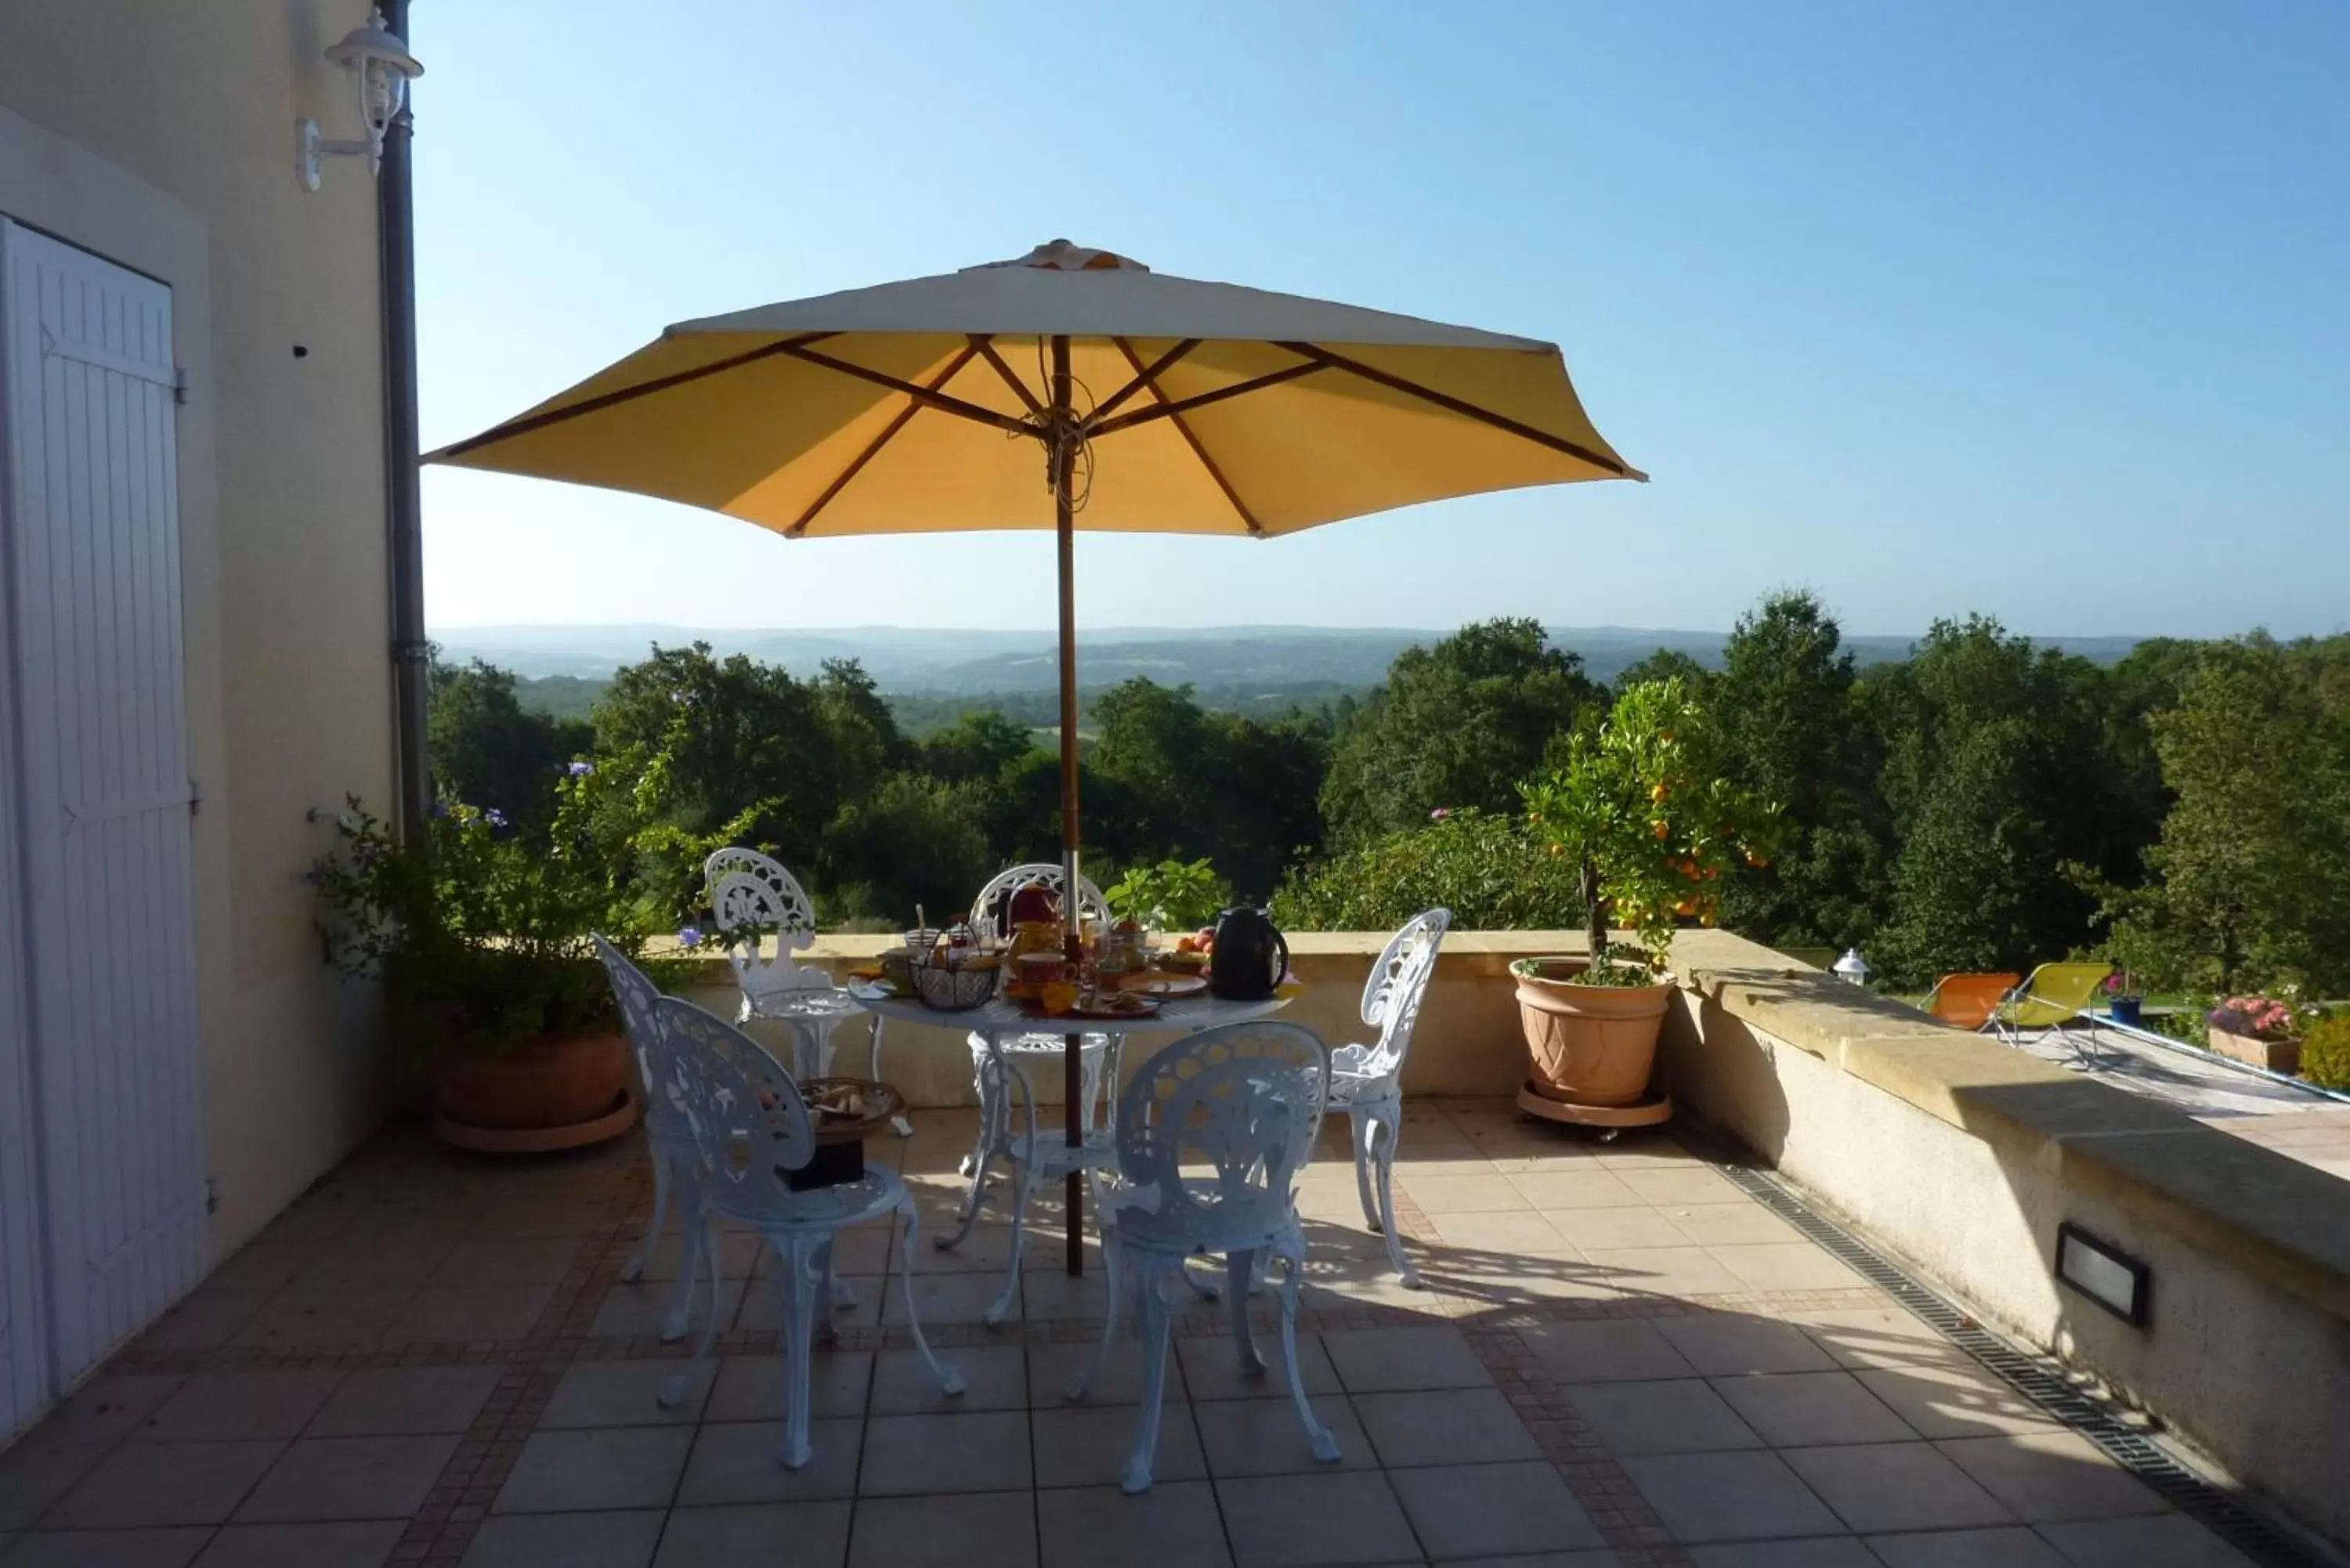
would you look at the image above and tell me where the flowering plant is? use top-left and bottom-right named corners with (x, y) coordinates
top-left (2207, 993), bottom-right (2308, 1042)
top-left (313, 746), bottom-right (757, 1057)
top-left (2102, 969), bottom-right (2141, 1004)
top-left (1517, 677), bottom-right (1778, 985)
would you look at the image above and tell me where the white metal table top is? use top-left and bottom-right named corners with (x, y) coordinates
top-left (846, 982), bottom-right (1287, 1038)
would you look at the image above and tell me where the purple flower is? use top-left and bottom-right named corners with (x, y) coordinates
top-left (1430, 807), bottom-right (1452, 822)
top-left (484, 807), bottom-right (508, 829)
top-left (677, 926), bottom-right (703, 949)
top-left (566, 760), bottom-right (593, 777)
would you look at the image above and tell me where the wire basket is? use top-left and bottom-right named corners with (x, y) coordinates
top-left (908, 952), bottom-right (1000, 1012)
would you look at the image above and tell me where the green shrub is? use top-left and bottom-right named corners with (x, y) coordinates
top-left (2301, 1013), bottom-right (2350, 1091)
top-left (1273, 808), bottom-right (1582, 931)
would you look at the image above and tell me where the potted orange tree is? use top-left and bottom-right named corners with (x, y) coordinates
top-left (1512, 677), bottom-right (1774, 1116)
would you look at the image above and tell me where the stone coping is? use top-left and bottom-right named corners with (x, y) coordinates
top-left (1668, 927), bottom-right (2350, 1324)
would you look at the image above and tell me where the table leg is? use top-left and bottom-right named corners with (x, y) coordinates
top-left (1065, 1029), bottom-right (1083, 1276)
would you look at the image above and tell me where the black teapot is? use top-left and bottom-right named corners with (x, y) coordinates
top-left (1208, 906), bottom-right (1289, 1001)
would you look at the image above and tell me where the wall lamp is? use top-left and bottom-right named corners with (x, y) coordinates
top-left (296, 7), bottom-right (424, 191)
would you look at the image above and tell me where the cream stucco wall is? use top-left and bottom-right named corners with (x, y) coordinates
top-left (0, 4), bottom-right (398, 1255)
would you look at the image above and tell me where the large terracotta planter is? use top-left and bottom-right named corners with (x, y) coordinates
top-left (428, 1030), bottom-right (634, 1151)
top-left (1513, 957), bottom-right (1673, 1107)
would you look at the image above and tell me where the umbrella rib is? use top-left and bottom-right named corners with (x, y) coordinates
top-left (1084, 359), bottom-right (1327, 440)
top-left (1108, 336), bottom-right (1263, 537)
top-left (425, 332), bottom-right (838, 461)
top-left (1090, 338), bottom-right (1199, 424)
top-left (1270, 341), bottom-right (1639, 478)
top-left (786, 343), bottom-right (982, 537)
top-left (775, 341), bottom-right (1032, 436)
top-left (968, 335), bottom-right (1046, 421)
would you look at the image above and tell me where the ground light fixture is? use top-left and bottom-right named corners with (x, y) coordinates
top-left (2055, 1221), bottom-right (2152, 1326)
top-left (295, 6), bottom-right (423, 191)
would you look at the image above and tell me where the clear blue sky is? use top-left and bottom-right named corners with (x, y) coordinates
top-left (414, 0), bottom-right (2349, 641)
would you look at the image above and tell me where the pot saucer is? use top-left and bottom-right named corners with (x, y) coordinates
top-left (1514, 1082), bottom-right (1673, 1129)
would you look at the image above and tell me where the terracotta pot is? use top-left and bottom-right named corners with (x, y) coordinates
top-left (1514, 957), bottom-right (1673, 1107)
top-left (2207, 1024), bottom-right (2302, 1077)
top-left (428, 1030), bottom-right (630, 1132)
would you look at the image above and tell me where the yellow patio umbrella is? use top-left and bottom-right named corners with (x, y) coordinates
top-left (428, 239), bottom-right (1643, 1270)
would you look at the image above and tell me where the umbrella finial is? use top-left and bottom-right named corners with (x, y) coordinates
top-left (973, 240), bottom-right (1150, 273)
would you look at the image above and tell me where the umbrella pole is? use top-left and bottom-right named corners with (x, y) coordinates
top-left (1051, 334), bottom-right (1085, 1278)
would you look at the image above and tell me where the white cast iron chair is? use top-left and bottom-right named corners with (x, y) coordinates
top-left (950, 862), bottom-right (1115, 1198)
top-left (1070, 1020), bottom-right (1339, 1494)
top-left (595, 936), bottom-right (712, 1343)
top-left (702, 847), bottom-right (866, 1084)
top-left (653, 995), bottom-right (963, 1467)
top-left (1325, 908), bottom-right (1451, 1288)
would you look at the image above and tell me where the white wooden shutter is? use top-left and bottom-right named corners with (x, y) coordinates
top-left (0, 219), bottom-right (205, 1391)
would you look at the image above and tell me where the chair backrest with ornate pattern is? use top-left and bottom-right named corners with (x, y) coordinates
top-left (653, 996), bottom-right (815, 1208)
top-left (702, 847), bottom-right (830, 1005)
top-left (1114, 1021), bottom-right (1328, 1243)
top-left (968, 861), bottom-right (1109, 941)
top-left (592, 934), bottom-right (687, 1140)
top-left (1354, 908), bottom-right (1451, 1082)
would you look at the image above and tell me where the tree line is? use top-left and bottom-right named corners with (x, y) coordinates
top-left (429, 594), bottom-right (2350, 997)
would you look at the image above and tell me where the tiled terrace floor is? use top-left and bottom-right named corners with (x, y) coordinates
top-left (0, 1100), bottom-right (2266, 1567)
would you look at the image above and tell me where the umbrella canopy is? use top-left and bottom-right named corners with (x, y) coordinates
top-left (428, 239), bottom-right (1642, 536)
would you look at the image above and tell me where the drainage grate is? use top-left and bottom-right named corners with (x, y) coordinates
top-left (1706, 1156), bottom-right (2331, 1568)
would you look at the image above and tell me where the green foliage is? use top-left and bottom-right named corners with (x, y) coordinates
top-left (2301, 1013), bottom-right (2350, 1092)
top-left (1273, 808), bottom-right (1582, 931)
top-left (1106, 858), bottom-right (1231, 933)
top-left (312, 747), bottom-right (744, 1057)
top-left (1519, 677), bottom-right (1778, 981)
top-left (428, 660), bottom-right (592, 836)
top-left (816, 773), bottom-right (997, 927)
top-left (1319, 619), bottom-right (1602, 847)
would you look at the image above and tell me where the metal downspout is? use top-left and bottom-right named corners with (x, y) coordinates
top-left (377, 0), bottom-right (431, 844)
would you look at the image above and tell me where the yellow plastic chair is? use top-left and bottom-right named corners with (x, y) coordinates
top-left (1984, 962), bottom-right (2116, 1068)
top-left (1923, 972), bottom-right (2021, 1031)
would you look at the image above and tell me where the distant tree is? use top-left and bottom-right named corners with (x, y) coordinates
top-left (920, 711), bottom-right (1038, 785)
top-left (1708, 593), bottom-right (1889, 950)
top-left (1614, 648), bottom-right (1712, 695)
top-left (428, 660), bottom-right (591, 833)
top-left (1319, 619), bottom-right (1603, 847)
top-left (817, 773), bottom-right (997, 927)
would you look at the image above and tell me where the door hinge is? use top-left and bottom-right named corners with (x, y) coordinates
top-left (204, 1177), bottom-right (219, 1216)
top-left (173, 367), bottom-right (189, 406)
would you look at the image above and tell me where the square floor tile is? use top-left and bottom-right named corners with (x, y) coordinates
top-left (707, 1352), bottom-right (870, 1423)
top-left (1783, 1308), bottom-right (1971, 1371)
top-left (0, 1435), bottom-right (111, 1530)
top-left (1214, 1470), bottom-right (1414, 1568)
top-left (1852, 1364), bottom-right (2060, 1440)
top-left (1580, 1246), bottom-right (1748, 1296)
top-left (1194, 1395), bottom-right (1369, 1477)
top-left (1038, 1479), bottom-right (1231, 1568)
top-left (859, 1411), bottom-right (1031, 1495)
top-left (1519, 1318), bottom-right (1696, 1384)
top-left (541, 1359), bottom-right (708, 1427)
top-left (235, 1433), bottom-right (457, 1522)
top-left (429, 1234), bottom-right (583, 1288)
top-left (48, 1441), bottom-right (286, 1527)
top-left (1431, 1209), bottom-right (1577, 1255)
top-left (2, 1528), bottom-right (213, 1566)
top-left (143, 1371), bottom-right (346, 1442)
top-left (631, 1226), bottom-right (764, 1283)
top-left (391, 1284), bottom-right (554, 1342)
top-left (847, 1490), bottom-right (1037, 1568)
top-left (1508, 1171), bottom-right (1643, 1209)
top-left (1321, 1326), bottom-right (1491, 1392)
top-left (493, 1425), bottom-right (692, 1512)
top-left (593, 1278), bottom-right (742, 1338)
top-left (193, 1519), bottom-right (409, 1566)
top-left (653, 1501), bottom-right (851, 1567)
top-left (1030, 1339), bottom-right (1183, 1407)
top-left (1710, 1371), bottom-right (1914, 1446)
top-left (1544, 1205), bottom-right (1694, 1250)
top-left (1784, 1442), bottom-right (2013, 1533)
top-left (1618, 1168), bottom-right (1744, 1205)
top-left (1622, 1450), bottom-right (1844, 1543)
top-left (675, 1419), bottom-right (862, 1505)
top-left (1661, 1203), bottom-right (1802, 1246)
top-left (23, 1374), bottom-right (186, 1451)
top-left (1935, 1432), bottom-right (2171, 1523)
top-left (1390, 1461), bottom-right (1603, 1558)
top-left (1566, 1378), bottom-right (1762, 1455)
top-left (134, 1291), bottom-right (272, 1354)
top-left (1032, 1401), bottom-right (1206, 1489)
top-left (1687, 1541), bottom-right (1878, 1566)
top-left (228, 1291), bottom-right (406, 1353)
top-left (2033, 1515), bottom-right (2256, 1566)
top-left (884, 1272), bottom-right (1018, 1327)
top-left (1399, 1173), bottom-right (1533, 1212)
top-left (461, 1508), bottom-right (664, 1568)
top-left (306, 1366), bottom-right (504, 1436)
top-left (1710, 1243), bottom-right (1866, 1292)
top-left (1653, 1314), bottom-right (1838, 1376)
top-left (1865, 1526), bottom-right (2070, 1566)
top-left (1354, 1387), bottom-right (1542, 1467)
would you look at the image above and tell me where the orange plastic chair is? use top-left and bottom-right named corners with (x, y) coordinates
top-left (1922, 972), bottom-right (2022, 1031)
